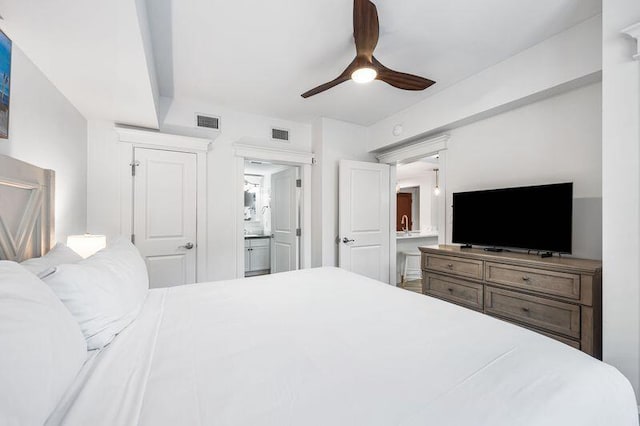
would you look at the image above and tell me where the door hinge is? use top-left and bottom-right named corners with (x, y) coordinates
top-left (296, 179), bottom-right (302, 188)
top-left (131, 234), bottom-right (135, 244)
top-left (130, 161), bottom-right (140, 176)
top-left (296, 228), bottom-right (301, 237)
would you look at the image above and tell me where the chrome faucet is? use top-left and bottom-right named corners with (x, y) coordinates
top-left (401, 215), bottom-right (409, 233)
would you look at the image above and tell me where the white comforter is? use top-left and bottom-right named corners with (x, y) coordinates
top-left (49, 267), bottom-right (638, 426)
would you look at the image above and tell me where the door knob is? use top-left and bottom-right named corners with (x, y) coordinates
top-left (180, 242), bottom-right (194, 250)
top-left (342, 237), bottom-right (355, 244)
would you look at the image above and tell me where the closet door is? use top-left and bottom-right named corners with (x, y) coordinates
top-left (133, 148), bottom-right (197, 288)
top-left (338, 160), bottom-right (390, 283)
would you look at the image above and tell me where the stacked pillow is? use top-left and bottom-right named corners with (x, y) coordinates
top-left (1, 237), bottom-right (149, 424)
top-left (0, 261), bottom-right (87, 425)
top-left (20, 242), bottom-right (83, 277)
top-left (43, 237), bottom-right (150, 350)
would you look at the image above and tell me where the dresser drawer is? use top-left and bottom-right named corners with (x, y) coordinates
top-left (423, 273), bottom-right (483, 311)
top-left (486, 262), bottom-right (580, 300)
top-left (485, 286), bottom-right (580, 338)
top-left (520, 324), bottom-right (581, 350)
top-left (423, 255), bottom-right (483, 280)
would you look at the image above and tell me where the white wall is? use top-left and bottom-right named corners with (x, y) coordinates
top-left (0, 46), bottom-right (87, 242)
top-left (602, 0), bottom-right (640, 403)
top-left (368, 15), bottom-right (602, 152)
top-left (311, 118), bottom-right (324, 267)
top-left (164, 98), bottom-right (311, 281)
top-left (311, 118), bottom-right (377, 267)
top-left (86, 96), bottom-right (311, 282)
top-left (86, 120), bottom-right (121, 239)
top-left (443, 82), bottom-right (602, 260)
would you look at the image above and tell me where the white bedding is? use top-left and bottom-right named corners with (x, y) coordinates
top-left (49, 267), bottom-right (638, 426)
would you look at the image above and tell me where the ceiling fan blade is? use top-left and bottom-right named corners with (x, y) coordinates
top-left (373, 57), bottom-right (436, 91)
top-left (301, 76), bottom-right (350, 98)
top-left (353, 0), bottom-right (379, 58)
top-left (301, 60), bottom-right (358, 98)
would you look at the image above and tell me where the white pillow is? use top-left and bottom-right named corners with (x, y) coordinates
top-left (0, 261), bottom-right (87, 426)
top-left (43, 237), bottom-right (149, 350)
top-left (20, 242), bottom-right (83, 278)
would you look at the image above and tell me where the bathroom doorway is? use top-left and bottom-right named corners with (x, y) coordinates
top-left (243, 160), bottom-right (301, 277)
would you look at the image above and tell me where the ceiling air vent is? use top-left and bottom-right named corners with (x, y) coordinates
top-left (272, 128), bottom-right (290, 142)
top-left (195, 114), bottom-right (220, 130)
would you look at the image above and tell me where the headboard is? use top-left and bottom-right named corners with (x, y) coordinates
top-left (0, 154), bottom-right (55, 261)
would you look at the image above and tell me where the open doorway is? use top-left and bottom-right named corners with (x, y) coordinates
top-left (243, 160), bottom-right (301, 277)
top-left (395, 154), bottom-right (440, 290)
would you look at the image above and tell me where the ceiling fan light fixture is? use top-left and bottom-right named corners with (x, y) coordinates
top-left (351, 67), bottom-right (377, 84)
top-left (300, 0), bottom-right (436, 98)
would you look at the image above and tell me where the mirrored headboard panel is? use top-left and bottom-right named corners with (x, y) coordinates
top-left (0, 154), bottom-right (54, 261)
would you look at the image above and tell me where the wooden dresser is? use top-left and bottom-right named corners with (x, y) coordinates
top-left (419, 245), bottom-right (602, 358)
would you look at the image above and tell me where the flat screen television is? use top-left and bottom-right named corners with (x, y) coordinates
top-left (452, 182), bottom-right (573, 253)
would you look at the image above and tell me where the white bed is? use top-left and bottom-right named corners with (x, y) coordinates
top-left (0, 155), bottom-right (636, 425)
top-left (48, 267), bottom-right (638, 426)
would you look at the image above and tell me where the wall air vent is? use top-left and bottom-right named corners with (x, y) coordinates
top-left (195, 114), bottom-right (220, 130)
top-left (272, 128), bottom-right (290, 142)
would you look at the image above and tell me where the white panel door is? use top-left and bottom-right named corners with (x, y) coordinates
top-left (339, 160), bottom-right (390, 283)
top-left (133, 148), bottom-right (197, 288)
top-left (271, 167), bottom-right (298, 274)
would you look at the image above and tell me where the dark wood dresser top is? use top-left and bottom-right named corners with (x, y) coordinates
top-left (419, 245), bottom-right (602, 274)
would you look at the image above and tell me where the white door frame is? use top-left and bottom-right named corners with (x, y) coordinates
top-left (115, 127), bottom-right (211, 282)
top-left (234, 143), bottom-right (313, 279)
top-left (376, 134), bottom-right (449, 286)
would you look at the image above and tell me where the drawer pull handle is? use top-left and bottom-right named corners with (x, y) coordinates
top-left (447, 288), bottom-right (454, 293)
top-left (522, 276), bottom-right (531, 282)
top-left (447, 263), bottom-right (454, 269)
top-left (522, 307), bottom-right (530, 313)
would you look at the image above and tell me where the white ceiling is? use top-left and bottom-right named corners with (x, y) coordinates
top-left (244, 161), bottom-right (290, 176)
top-left (0, 0), bottom-right (160, 128)
top-left (147, 0), bottom-right (601, 126)
top-left (397, 156), bottom-right (439, 180)
top-left (0, 0), bottom-right (601, 128)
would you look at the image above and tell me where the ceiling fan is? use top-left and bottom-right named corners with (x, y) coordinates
top-left (301, 0), bottom-right (436, 98)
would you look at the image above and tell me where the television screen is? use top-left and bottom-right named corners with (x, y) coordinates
top-left (452, 183), bottom-right (573, 253)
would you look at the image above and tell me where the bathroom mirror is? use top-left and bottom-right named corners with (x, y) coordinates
top-left (244, 174), bottom-right (264, 222)
top-left (397, 186), bottom-right (420, 231)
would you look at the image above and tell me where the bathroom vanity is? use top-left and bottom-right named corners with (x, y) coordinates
top-left (244, 235), bottom-right (271, 276)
